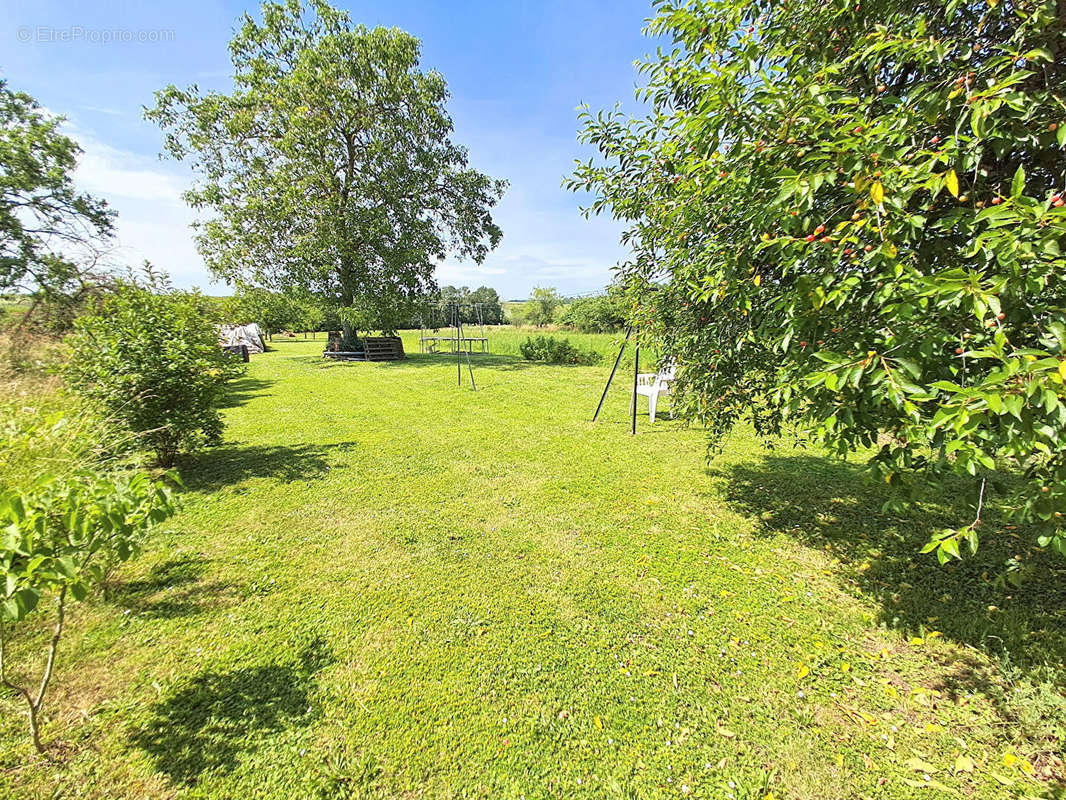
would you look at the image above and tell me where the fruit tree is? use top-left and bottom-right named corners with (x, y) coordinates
top-left (570, 0), bottom-right (1066, 567)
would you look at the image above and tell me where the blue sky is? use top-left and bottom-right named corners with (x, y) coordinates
top-left (1, 0), bottom-right (658, 299)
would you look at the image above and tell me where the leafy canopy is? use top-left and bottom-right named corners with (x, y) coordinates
top-left (147, 0), bottom-right (506, 333)
top-left (0, 81), bottom-right (114, 296)
top-left (571, 0), bottom-right (1066, 565)
top-left (225, 285), bottom-right (324, 337)
top-left (435, 285), bottom-right (505, 325)
top-left (561, 289), bottom-right (627, 333)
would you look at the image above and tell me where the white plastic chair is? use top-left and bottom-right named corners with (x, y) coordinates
top-left (634, 362), bottom-right (675, 421)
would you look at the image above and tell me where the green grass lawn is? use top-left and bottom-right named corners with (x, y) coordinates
top-left (2, 338), bottom-right (1064, 798)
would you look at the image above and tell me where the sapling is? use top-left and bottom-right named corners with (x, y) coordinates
top-left (0, 470), bottom-right (177, 752)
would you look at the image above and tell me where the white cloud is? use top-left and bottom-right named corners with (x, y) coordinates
top-left (61, 119), bottom-right (225, 290)
top-left (74, 138), bottom-right (186, 205)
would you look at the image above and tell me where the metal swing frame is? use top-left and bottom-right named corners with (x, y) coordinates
top-left (418, 302), bottom-right (490, 356)
top-left (591, 326), bottom-right (641, 434)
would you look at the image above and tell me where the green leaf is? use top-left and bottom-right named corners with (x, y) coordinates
top-left (1011, 164), bottom-right (1025, 198)
top-left (55, 556), bottom-right (78, 579)
top-left (931, 380), bottom-right (962, 392)
top-left (3, 588), bottom-right (39, 621)
top-left (1, 598), bottom-right (19, 621)
top-left (1003, 394), bottom-right (1024, 419)
top-left (895, 358), bottom-right (922, 380)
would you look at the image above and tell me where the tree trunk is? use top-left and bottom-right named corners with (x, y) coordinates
top-left (338, 260), bottom-right (359, 348)
top-left (28, 586), bottom-right (66, 753)
top-left (0, 587), bottom-right (67, 754)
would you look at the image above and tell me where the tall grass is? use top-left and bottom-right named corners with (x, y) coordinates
top-left (0, 333), bottom-right (140, 495)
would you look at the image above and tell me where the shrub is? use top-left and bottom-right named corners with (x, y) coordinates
top-left (65, 276), bottom-right (243, 466)
top-left (519, 335), bottom-right (601, 365)
top-left (0, 469), bottom-right (177, 751)
top-left (560, 293), bottom-right (626, 333)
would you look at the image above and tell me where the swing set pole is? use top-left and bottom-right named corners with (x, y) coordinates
top-left (464, 320), bottom-right (477, 391)
top-left (631, 342), bottom-right (639, 435)
top-left (454, 303), bottom-right (462, 387)
top-left (592, 326), bottom-right (632, 422)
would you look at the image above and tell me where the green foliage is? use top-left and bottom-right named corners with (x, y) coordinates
top-left (435, 285), bottom-right (505, 325)
top-left (0, 80), bottom-right (114, 295)
top-left (0, 472), bottom-right (177, 623)
top-left (0, 405), bottom-right (128, 496)
top-left (146, 0), bottom-right (506, 334)
top-left (571, 0), bottom-right (1066, 563)
top-left (468, 287), bottom-right (505, 325)
top-left (0, 468), bottom-right (176, 751)
top-left (65, 274), bottom-right (243, 466)
top-left (560, 291), bottom-right (627, 333)
top-left (523, 287), bottom-right (564, 327)
top-left (225, 287), bottom-right (324, 338)
top-left (519, 334), bottom-right (601, 365)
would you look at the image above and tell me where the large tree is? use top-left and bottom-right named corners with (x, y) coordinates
top-left (147, 0), bottom-right (506, 336)
top-left (469, 285), bottom-right (504, 324)
top-left (0, 81), bottom-right (114, 297)
top-left (524, 286), bottom-right (564, 327)
top-left (572, 0), bottom-right (1066, 567)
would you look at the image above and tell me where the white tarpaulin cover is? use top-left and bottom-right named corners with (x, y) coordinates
top-left (218, 323), bottom-right (266, 354)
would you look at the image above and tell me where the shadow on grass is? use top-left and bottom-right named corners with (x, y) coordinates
top-left (176, 442), bottom-right (359, 492)
top-left (296, 351), bottom-right (617, 373)
top-left (306, 352), bottom-right (538, 371)
top-left (219, 375), bottom-right (275, 409)
top-left (132, 637), bottom-right (332, 786)
top-left (110, 555), bottom-right (231, 620)
top-left (389, 353), bottom-right (536, 370)
top-left (121, 555), bottom-right (207, 593)
top-left (715, 454), bottom-right (1066, 675)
